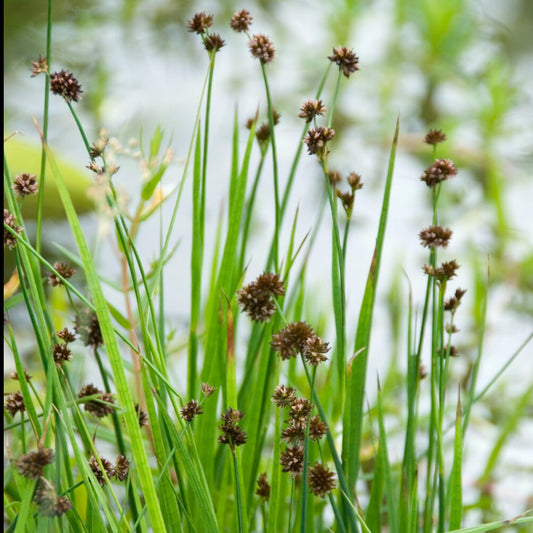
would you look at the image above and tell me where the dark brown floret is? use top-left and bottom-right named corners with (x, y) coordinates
top-left (280, 445), bottom-right (304, 477)
top-left (419, 225), bottom-right (453, 248)
top-left (288, 398), bottom-right (313, 424)
top-left (420, 159), bottom-right (458, 188)
top-left (135, 403), bottom-right (149, 427)
top-left (281, 421), bottom-right (305, 443)
top-left (424, 129), bottom-right (447, 145)
top-left (89, 137), bottom-right (108, 159)
top-left (440, 344), bottom-right (459, 358)
top-left (423, 260), bottom-right (460, 283)
top-left (15, 448), bottom-right (54, 479)
top-left (49, 69), bottom-right (83, 103)
top-left (256, 472), bottom-right (270, 499)
top-left (237, 272), bottom-right (285, 322)
top-left (48, 262), bottom-right (76, 287)
top-left (328, 47), bottom-right (359, 78)
top-left (113, 455), bottom-right (130, 481)
top-left (445, 323), bottom-right (459, 334)
top-left (218, 407), bottom-right (247, 449)
top-left (31, 55), bottom-right (48, 77)
top-left (336, 189), bottom-right (355, 218)
top-left (204, 33), bottom-right (226, 53)
top-left (78, 384), bottom-right (114, 418)
top-left (34, 480), bottom-right (72, 517)
top-left (256, 123), bottom-right (271, 143)
top-left (201, 382), bottom-right (216, 397)
top-left (308, 462), bottom-right (336, 497)
top-left (272, 384), bottom-right (296, 407)
top-left (271, 321), bottom-right (314, 360)
top-left (5, 391), bottom-right (25, 417)
top-left (444, 288), bottom-right (467, 312)
top-left (309, 415), bottom-right (328, 441)
top-left (4, 209), bottom-right (23, 250)
top-left (74, 309), bottom-right (103, 349)
top-left (347, 172), bottom-right (364, 191)
top-left (230, 9), bottom-right (253, 33)
top-left (53, 343), bottom-right (72, 365)
top-left (180, 400), bottom-right (204, 422)
top-left (89, 455), bottom-right (114, 486)
top-left (298, 99), bottom-right (326, 123)
top-left (187, 12), bottom-right (213, 34)
top-left (303, 126), bottom-right (335, 158)
top-left (56, 328), bottom-right (76, 343)
top-left (249, 34), bottom-right (275, 63)
top-left (328, 170), bottom-right (343, 186)
top-left (13, 173), bottom-right (38, 197)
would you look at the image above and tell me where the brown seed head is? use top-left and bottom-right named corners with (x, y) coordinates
top-left (13, 173), bottom-right (38, 197)
top-left (48, 262), bottom-right (76, 287)
top-left (89, 455), bottom-right (114, 486)
top-left (288, 397), bottom-right (313, 425)
top-left (419, 225), bottom-right (453, 248)
top-left (423, 260), bottom-right (460, 283)
top-left (255, 123), bottom-right (271, 143)
top-left (230, 9), bottom-right (253, 33)
top-left (271, 321), bottom-right (314, 360)
top-left (440, 344), bottom-right (460, 358)
top-left (57, 328), bottom-right (76, 343)
top-left (272, 384), bottom-right (296, 407)
top-left (444, 288), bottom-right (467, 312)
top-left (347, 172), bottom-right (364, 191)
top-left (78, 384), bottom-right (114, 418)
top-left (204, 33), bottom-right (226, 53)
top-left (249, 34), bottom-right (275, 63)
top-left (4, 209), bottom-right (23, 250)
top-left (308, 462), bottom-right (336, 497)
top-left (53, 343), bottom-right (72, 365)
top-left (187, 12), bottom-right (213, 34)
top-left (15, 448), bottom-right (54, 479)
top-left (180, 399), bottom-right (204, 422)
top-left (328, 170), bottom-right (343, 186)
top-left (49, 69), bottom-right (83, 102)
top-left (5, 391), bottom-right (26, 417)
top-left (328, 47), bottom-right (359, 77)
top-left (135, 403), bottom-right (149, 427)
top-left (421, 159), bottom-right (457, 188)
top-left (237, 272), bottom-right (285, 322)
top-left (218, 407), bottom-right (247, 449)
top-left (303, 126), bottom-right (335, 158)
top-left (9, 370), bottom-right (32, 382)
top-left (34, 480), bottom-right (72, 517)
top-left (336, 189), bottom-right (355, 218)
top-left (201, 382), bottom-right (216, 397)
top-left (424, 129), bottom-right (447, 145)
top-left (309, 415), bottom-right (328, 441)
top-left (31, 55), bottom-right (48, 77)
top-left (256, 472), bottom-right (270, 499)
top-left (303, 335), bottom-right (330, 366)
top-left (113, 455), bottom-right (130, 481)
top-left (281, 421), bottom-right (305, 443)
top-left (280, 445), bottom-right (304, 477)
top-left (298, 99), bottom-right (326, 123)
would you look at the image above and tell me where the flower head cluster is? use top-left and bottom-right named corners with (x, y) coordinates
top-left (424, 129), bottom-right (447, 145)
top-left (10, 370), bottom-right (32, 382)
top-left (271, 384), bottom-right (296, 407)
top-left (15, 448), bottom-right (54, 479)
top-left (237, 272), bottom-right (285, 322)
top-left (256, 473), bottom-right (270, 499)
top-left (187, 12), bottom-right (213, 34)
top-left (12, 173), bottom-right (38, 197)
top-left (249, 34), bottom-right (275, 63)
top-left (328, 47), bottom-right (359, 77)
top-left (31, 55), bottom-right (48, 77)
top-left (204, 33), bottom-right (226, 53)
top-left (88, 454), bottom-right (130, 485)
top-left (230, 9), bottom-right (252, 33)
top-left (5, 391), bottom-right (25, 417)
top-left (180, 400), bottom-right (204, 422)
top-left (57, 328), bottom-right (76, 343)
top-left (53, 343), bottom-right (72, 366)
top-left (298, 99), bottom-right (326, 123)
top-left (280, 445), bottom-right (304, 477)
top-left (271, 321), bottom-right (314, 360)
top-left (34, 480), bottom-right (72, 517)
top-left (444, 288), bottom-right (467, 312)
top-left (218, 407), bottom-right (247, 450)
top-left (74, 309), bottom-right (103, 349)
top-left (420, 159), bottom-right (457, 188)
top-left (201, 382), bottom-right (216, 397)
top-left (303, 335), bottom-right (330, 366)
top-left (419, 225), bottom-right (453, 248)
top-left (308, 462), bottom-right (336, 497)
top-left (135, 403), bottom-right (149, 427)
top-left (4, 209), bottom-right (22, 250)
top-left (48, 261), bottom-right (76, 287)
top-left (303, 126), bottom-right (335, 159)
top-left (49, 69), bottom-right (83, 103)
top-left (423, 260), bottom-right (460, 284)
top-left (78, 384), bottom-right (115, 418)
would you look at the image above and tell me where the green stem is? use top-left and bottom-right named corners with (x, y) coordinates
top-left (232, 448), bottom-right (244, 533)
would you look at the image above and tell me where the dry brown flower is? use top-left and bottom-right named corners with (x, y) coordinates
top-left (280, 446), bottom-right (304, 477)
top-left (303, 126), bottom-right (335, 158)
top-left (230, 9), bottom-right (253, 33)
top-left (5, 391), bottom-right (25, 417)
top-left (187, 12), bottom-right (213, 34)
top-left (249, 34), bottom-right (275, 63)
top-left (328, 47), bottom-right (359, 77)
top-left (15, 448), bottom-right (54, 479)
top-left (424, 129), bottom-right (447, 145)
top-left (49, 69), bottom-right (83, 102)
top-left (180, 400), bottom-right (204, 422)
top-left (272, 384), bottom-right (296, 407)
top-left (298, 99), bottom-right (326, 123)
top-left (308, 462), bottom-right (336, 497)
top-left (13, 173), bottom-right (38, 197)
top-left (271, 321), bottom-right (314, 360)
top-left (4, 209), bottom-right (22, 250)
top-left (204, 33), bottom-right (226, 53)
top-left (113, 455), bottom-right (130, 481)
top-left (89, 455), bottom-right (113, 486)
top-left (419, 225), bottom-right (453, 248)
top-left (256, 472), bottom-right (270, 499)
top-left (78, 384), bottom-right (114, 418)
top-left (420, 159), bottom-right (457, 188)
top-left (31, 55), bottom-right (48, 77)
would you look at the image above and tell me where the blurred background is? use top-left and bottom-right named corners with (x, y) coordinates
top-left (4, 0), bottom-right (533, 525)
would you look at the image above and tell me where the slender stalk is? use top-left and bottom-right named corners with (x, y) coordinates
top-left (232, 449), bottom-right (244, 533)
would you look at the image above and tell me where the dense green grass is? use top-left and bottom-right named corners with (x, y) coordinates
top-left (4, 3), bottom-right (533, 532)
